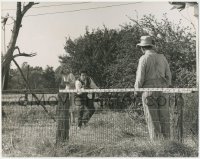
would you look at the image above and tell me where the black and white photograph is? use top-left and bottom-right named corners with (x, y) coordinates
top-left (1, 1), bottom-right (199, 157)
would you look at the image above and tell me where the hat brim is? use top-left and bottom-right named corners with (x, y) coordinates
top-left (136, 43), bottom-right (154, 47)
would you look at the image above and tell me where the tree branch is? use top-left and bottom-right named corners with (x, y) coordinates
top-left (14, 46), bottom-right (21, 54)
top-left (13, 46), bottom-right (37, 58)
top-left (2, 2), bottom-right (37, 91)
top-left (12, 58), bottom-right (56, 122)
top-left (21, 2), bottom-right (39, 17)
top-left (126, 15), bottom-right (142, 28)
top-left (13, 52), bottom-right (37, 59)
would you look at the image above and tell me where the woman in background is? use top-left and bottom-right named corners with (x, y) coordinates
top-left (60, 68), bottom-right (76, 124)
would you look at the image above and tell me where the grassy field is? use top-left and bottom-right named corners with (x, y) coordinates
top-left (2, 103), bottom-right (198, 157)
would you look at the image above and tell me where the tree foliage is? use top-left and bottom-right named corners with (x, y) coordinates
top-left (8, 63), bottom-right (58, 89)
top-left (60, 14), bottom-right (196, 88)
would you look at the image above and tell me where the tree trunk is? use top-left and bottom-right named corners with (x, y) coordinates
top-left (2, 2), bottom-right (36, 118)
top-left (2, 68), bottom-right (9, 90)
top-left (169, 93), bottom-right (184, 142)
top-left (2, 3), bottom-right (23, 90)
top-left (2, 2), bottom-right (36, 90)
top-left (56, 93), bottom-right (70, 144)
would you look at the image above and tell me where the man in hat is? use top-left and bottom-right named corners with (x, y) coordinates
top-left (134, 36), bottom-right (172, 140)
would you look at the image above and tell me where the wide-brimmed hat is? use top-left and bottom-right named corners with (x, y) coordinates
top-left (136, 36), bottom-right (154, 47)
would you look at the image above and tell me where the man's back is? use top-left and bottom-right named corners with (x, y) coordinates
top-left (135, 36), bottom-right (171, 141)
top-left (135, 50), bottom-right (171, 88)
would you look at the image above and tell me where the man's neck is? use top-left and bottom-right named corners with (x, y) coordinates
top-left (145, 49), bottom-right (155, 54)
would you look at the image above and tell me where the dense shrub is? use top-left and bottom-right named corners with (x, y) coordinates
top-left (60, 14), bottom-right (196, 88)
top-left (183, 92), bottom-right (198, 140)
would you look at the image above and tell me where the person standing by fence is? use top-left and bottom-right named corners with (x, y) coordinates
top-left (60, 67), bottom-right (76, 124)
top-left (134, 36), bottom-right (172, 140)
top-left (75, 70), bottom-right (98, 130)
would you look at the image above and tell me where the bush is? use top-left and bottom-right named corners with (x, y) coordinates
top-left (60, 14), bottom-right (196, 88)
top-left (155, 140), bottom-right (197, 157)
top-left (183, 92), bottom-right (198, 144)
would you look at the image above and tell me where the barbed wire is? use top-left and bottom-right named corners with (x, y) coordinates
top-left (59, 88), bottom-right (198, 93)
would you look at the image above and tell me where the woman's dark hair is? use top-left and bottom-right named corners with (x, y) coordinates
top-left (60, 68), bottom-right (69, 75)
top-left (79, 69), bottom-right (87, 75)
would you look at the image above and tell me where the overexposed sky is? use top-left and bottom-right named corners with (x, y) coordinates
top-left (1, 1), bottom-right (197, 70)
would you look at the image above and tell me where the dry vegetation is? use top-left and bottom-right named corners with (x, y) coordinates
top-left (2, 101), bottom-right (198, 157)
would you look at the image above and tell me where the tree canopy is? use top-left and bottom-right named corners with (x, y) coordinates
top-left (59, 14), bottom-right (196, 88)
top-left (8, 63), bottom-right (58, 89)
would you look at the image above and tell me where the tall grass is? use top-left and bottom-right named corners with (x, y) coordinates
top-left (2, 104), bottom-right (198, 157)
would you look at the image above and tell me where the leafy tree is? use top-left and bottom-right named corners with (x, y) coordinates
top-left (60, 14), bottom-right (196, 88)
top-left (7, 68), bottom-right (21, 89)
top-left (54, 65), bottom-right (63, 88)
top-left (138, 14), bottom-right (196, 87)
top-left (105, 24), bottom-right (144, 88)
top-left (60, 27), bottom-right (119, 88)
top-left (43, 66), bottom-right (56, 88)
top-left (8, 62), bottom-right (30, 89)
top-left (8, 64), bottom-right (58, 89)
top-left (29, 66), bottom-right (44, 89)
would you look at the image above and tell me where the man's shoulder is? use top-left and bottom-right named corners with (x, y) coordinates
top-left (157, 53), bottom-right (168, 61)
top-left (69, 72), bottom-right (75, 77)
top-left (139, 54), bottom-right (148, 63)
top-left (86, 77), bottom-right (93, 84)
top-left (75, 79), bottom-right (81, 83)
top-left (139, 54), bottom-right (145, 59)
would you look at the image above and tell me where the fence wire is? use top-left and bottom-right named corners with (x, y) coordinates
top-left (1, 90), bottom-right (198, 156)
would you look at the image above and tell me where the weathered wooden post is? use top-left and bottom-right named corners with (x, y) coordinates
top-left (56, 92), bottom-right (70, 144)
top-left (169, 93), bottom-right (184, 142)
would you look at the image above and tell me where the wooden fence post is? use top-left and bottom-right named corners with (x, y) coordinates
top-left (169, 93), bottom-right (184, 142)
top-left (56, 92), bottom-right (70, 144)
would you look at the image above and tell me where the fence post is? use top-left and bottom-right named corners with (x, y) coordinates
top-left (56, 92), bottom-right (70, 144)
top-left (169, 93), bottom-right (183, 142)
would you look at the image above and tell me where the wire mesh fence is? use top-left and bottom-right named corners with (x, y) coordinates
top-left (1, 90), bottom-right (198, 156)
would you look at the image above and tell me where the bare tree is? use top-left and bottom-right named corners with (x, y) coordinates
top-left (1, 2), bottom-right (56, 121)
top-left (2, 2), bottom-right (55, 121)
top-left (1, 2), bottom-right (37, 118)
top-left (2, 2), bottom-right (38, 90)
